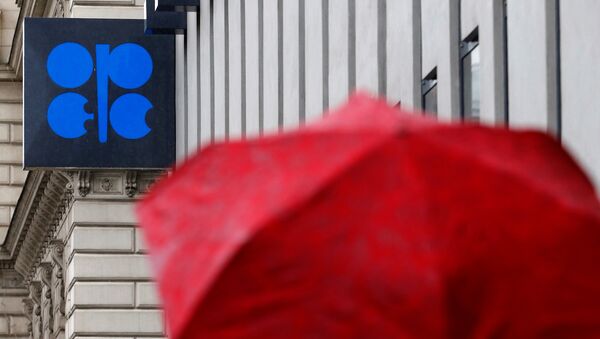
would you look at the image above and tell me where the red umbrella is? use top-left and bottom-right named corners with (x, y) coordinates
top-left (137, 94), bottom-right (600, 339)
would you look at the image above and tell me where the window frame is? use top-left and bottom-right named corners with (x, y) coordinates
top-left (421, 67), bottom-right (438, 117)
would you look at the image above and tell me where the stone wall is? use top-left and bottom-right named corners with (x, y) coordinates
top-left (0, 82), bottom-right (23, 243)
top-left (2, 170), bottom-right (164, 339)
top-left (0, 286), bottom-right (29, 338)
top-left (62, 173), bottom-right (165, 338)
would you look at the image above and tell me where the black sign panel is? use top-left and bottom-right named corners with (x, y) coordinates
top-left (24, 18), bottom-right (175, 169)
top-left (144, 0), bottom-right (186, 35)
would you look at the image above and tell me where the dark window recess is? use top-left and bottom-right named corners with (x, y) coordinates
top-left (422, 67), bottom-right (438, 117)
top-left (460, 28), bottom-right (480, 122)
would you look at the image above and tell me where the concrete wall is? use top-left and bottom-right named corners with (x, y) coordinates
top-left (177, 0), bottom-right (422, 161)
top-left (0, 288), bottom-right (29, 339)
top-left (175, 0), bottom-right (600, 183)
top-left (387, 0), bottom-right (422, 109)
top-left (63, 199), bottom-right (164, 339)
top-left (507, 0), bottom-right (560, 134)
top-left (560, 0), bottom-right (600, 188)
top-left (0, 4), bottom-right (19, 64)
top-left (175, 0), bottom-right (509, 137)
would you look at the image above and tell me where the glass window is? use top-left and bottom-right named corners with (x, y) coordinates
top-left (462, 44), bottom-right (480, 121)
top-left (422, 81), bottom-right (437, 116)
top-left (461, 28), bottom-right (480, 122)
top-left (422, 68), bottom-right (438, 117)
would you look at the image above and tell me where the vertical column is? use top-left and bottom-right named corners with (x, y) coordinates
top-left (262, 0), bottom-right (280, 133)
top-left (355, 0), bottom-right (379, 95)
top-left (228, 0), bottom-right (243, 139)
top-left (51, 242), bottom-right (65, 339)
top-left (213, 0), bottom-right (227, 141)
top-left (282, 0), bottom-right (300, 128)
top-left (386, 0), bottom-right (421, 109)
top-left (472, 0), bottom-right (508, 125)
top-left (506, 0), bottom-right (558, 131)
top-left (560, 0), bottom-right (600, 188)
top-left (28, 282), bottom-right (42, 339)
top-left (39, 264), bottom-right (53, 339)
top-left (175, 34), bottom-right (187, 162)
top-left (186, 10), bottom-right (200, 152)
top-left (328, 0), bottom-right (349, 109)
top-left (304, 0), bottom-right (324, 122)
top-left (199, 0), bottom-right (213, 146)
top-left (245, 0), bottom-right (260, 137)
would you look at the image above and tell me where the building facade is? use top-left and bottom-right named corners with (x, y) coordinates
top-left (1, 0), bottom-right (599, 338)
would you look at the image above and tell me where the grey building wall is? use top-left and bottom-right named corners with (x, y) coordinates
top-left (560, 0), bottom-right (600, 188)
top-left (63, 189), bottom-right (164, 339)
top-left (507, 0), bottom-right (560, 135)
top-left (177, 0), bottom-right (600, 190)
top-left (176, 0), bottom-right (423, 162)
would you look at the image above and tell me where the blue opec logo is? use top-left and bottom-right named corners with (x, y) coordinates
top-left (46, 42), bottom-right (154, 143)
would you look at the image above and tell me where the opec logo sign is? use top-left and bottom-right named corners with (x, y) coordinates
top-left (47, 42), bottom-right (153, 142)
top-left (24, 18), bottom-right (175, 169)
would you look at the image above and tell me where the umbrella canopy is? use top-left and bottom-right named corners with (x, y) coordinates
top-left (137, 94), bottom-right (600, 339)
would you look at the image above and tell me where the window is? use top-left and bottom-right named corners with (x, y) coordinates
top-left (461, 28), bottom-right (480, 122)
top-left (422, 68), bottom-right (438, 117)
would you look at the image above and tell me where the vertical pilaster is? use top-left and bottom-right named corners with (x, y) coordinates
top-left (39, 264), bottom-right (53, 339)
top-left (506, 0), bottom-right (558, 132)
top-left (50, 242), bottom-right (65, 339)
top-left (28, 282), bottom-right (42, 339)
top-left (560, 0), bottom-right (600, 189)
